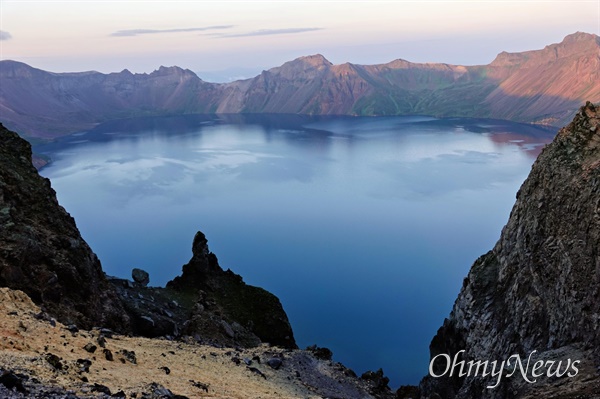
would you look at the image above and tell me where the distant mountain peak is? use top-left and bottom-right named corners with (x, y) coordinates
top-left (545, 31), bottom-right (600, 55)
top-left (489, 50), bottom-right (526, 67)
top-left (266, 54), bottom-right (333, 79)
top-left (295, 54), bottom-right (332, 67)
top-left (491, 32), bottom-right (600, 67)
top-left (562, 31), bottom-right (599, 43)
top-left (152, 65), bottom-right (198, 78)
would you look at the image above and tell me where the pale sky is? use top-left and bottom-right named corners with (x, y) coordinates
top-left (0, 0), bottom-right (599, 81)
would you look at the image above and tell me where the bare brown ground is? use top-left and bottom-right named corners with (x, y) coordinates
top-left (0, 288), bottom-right (326, 398)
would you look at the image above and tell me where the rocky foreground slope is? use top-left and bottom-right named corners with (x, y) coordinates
top-left (1, 32), bottom-right (599, 139)
top-left (420, 103), bottom-right (600, 398)
top-left (0, 287), bottom-right (398, 398)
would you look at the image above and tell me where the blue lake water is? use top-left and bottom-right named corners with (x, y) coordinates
top-left (34, 113), bottom-right (555, 387)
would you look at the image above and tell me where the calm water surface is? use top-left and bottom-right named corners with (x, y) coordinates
top-left (35, 114), bottom-right (555, 386)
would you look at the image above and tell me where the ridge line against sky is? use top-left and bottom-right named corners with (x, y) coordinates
top-left (0, 1), bottom-right (599, 82)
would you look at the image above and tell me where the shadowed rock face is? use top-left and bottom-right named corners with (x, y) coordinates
top-left (106, 231), bottom-right (297, 349)
top-left (167, 232), bottom-right (297, 349)
top-left (0, 123), bottom-right (130, 332)
top-left (421, 102), bottom-right (600, 398)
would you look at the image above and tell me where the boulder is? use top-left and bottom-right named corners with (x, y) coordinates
top-left (132, 268), bottom-right (150, 287)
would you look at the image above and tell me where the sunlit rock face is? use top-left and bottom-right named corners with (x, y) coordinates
top-left (2, 33), bottom-right (599, 139)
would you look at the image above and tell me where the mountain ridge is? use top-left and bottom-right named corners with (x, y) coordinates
top-left (1, 32), bottom-right (599, 139)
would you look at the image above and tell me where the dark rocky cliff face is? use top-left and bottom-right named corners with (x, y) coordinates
top-left (166, 231), bottom-right (297, 349)
top-left (108, 231), bottom-right (297, 349)
top-left (421, 102), bottom-right (600, 398)
top-left (0, 123), bottom-right (130, 331)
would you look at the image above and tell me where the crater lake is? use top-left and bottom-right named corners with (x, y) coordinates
top-left (34, 113), bottom-right (555, 387)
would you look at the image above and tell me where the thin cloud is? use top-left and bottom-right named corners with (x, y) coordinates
top-left (110, 26), bottom-right (234, 37)
top-left (212, 27), bottom-right (323, 38)
top-left (0, 31), bottom-right (12, 41)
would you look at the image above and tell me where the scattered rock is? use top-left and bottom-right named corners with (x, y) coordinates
top-left (190, 380), bottom-right (209, 392)
top-left (132, 268), bottom-right (150, 287)
top-left (66, 324), bottom-right (79, 334)
top-left (141, 382), bottom-right (190, 399)
top-left (121, 349), bottom-right (137, 364)
top-left (247, 367), bottom-right (267, 379)
top-left (307, 344), bottom-right (333, 360)
top-left (103, 349), bottom-right (114, 362)
top-left (159, 366), bottom-right (171, 375)
top-left (83, 343), bottom-right (97, 353)
top-left (91, 383), bottom-right (112, 395)
top-left (76, 359), bottom-right (92, 373)
top-left (0, 370), bottom-right (27, 393)
top-left (99, 328), bottom-right (114, 338)
top-left (45, 353), bottom-right (63, 371)
top-left (34, 312), bottom-right (51, 322)
top-left (267, 357), bottom-right (282, 370)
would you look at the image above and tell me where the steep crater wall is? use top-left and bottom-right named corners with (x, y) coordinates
top-left (421, 102), bottom-right (600, 398)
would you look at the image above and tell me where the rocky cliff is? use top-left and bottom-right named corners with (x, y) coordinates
top-left (109, 231), bottom-right (297, 349)
top-left (420, 102), bottom-right (600, 398)
top-left (0, 123), bottom-right (130, 331)
top-left (1, 33), bottom-right (598, 139)
top-left (166, 231), bottom-right (296, 349)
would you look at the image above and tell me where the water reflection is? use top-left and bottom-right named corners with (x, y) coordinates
top-left (35, 114), bottom-right (555, 387)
